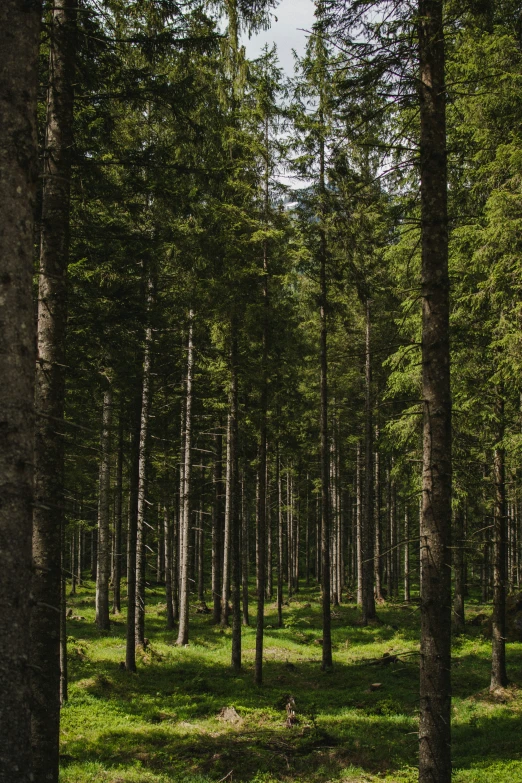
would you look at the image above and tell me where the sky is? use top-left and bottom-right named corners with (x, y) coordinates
top-left (243, 0), bottom-right (316, 75)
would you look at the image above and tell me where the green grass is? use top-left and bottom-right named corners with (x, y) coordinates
top-left (60, 583), bottom-right (522, 782)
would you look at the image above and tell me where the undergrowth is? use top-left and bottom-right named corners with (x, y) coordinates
top-left (60, 582), bottom-right (522, 782)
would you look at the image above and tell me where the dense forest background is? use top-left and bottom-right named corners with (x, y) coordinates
top-left (3, 1), bottom-right (522, 782)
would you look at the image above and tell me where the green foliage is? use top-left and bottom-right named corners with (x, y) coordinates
top-left (61, 582), bottom-right (522, 783)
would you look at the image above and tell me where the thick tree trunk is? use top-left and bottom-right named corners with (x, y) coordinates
top-left (491, 401), bottom-right (508, 690)
top-left (135, 275), bottom-right (154, 648)
top-left (30, 2), bottom-right (75, 779)
top-left (418, 2), bottom-right (452, 779)
top-left (212, 432), bottom-right (223, 623)
top-left (0, 3), bottom-right (40, 780)
top-left (362, 301), bottom-right (376, 623)
top-left (177, 312), bottom-right (194, 645)
top-left (95, 383), bottom-right (112, 630)
top-left (453, 503), bottom-right (465, 631)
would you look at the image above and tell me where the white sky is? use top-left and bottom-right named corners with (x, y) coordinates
top-left (243, 0), bottom-right (316, 75)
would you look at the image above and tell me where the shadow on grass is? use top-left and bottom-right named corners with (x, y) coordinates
top-left (64, 584), bottom-right (522, 781)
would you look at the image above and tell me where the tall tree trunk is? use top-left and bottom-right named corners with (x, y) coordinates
top-left (70, 532), bottom-right (77, 596)
top-left (212, 432), bottom-right (223, 623)
top-left (1, 1), bottom-right (40, 775)
top-left (165, 505), bottom-right (175, 629)
top-left (30, 2), bottom-right (75, 779)
top-left (197, 496), bottom-right (205, 603)
top-left (113, 415), bottom-right (123, 614)
top-left (319, 136), bottom-right (332, 669)
top-left (95, 382), bottom-right (112, 630)
top-left (60, 521), bottom-right (68, 706)
top-left (229, 333), bottom-right (242, 671)
top-left (221, 412), bottom-right (233, 627)
top-left (242, 472), bottom-right (250, 625)
top-left (362, 301), bottom-right (376, 623)
top-left (418, 2), bottom-right (452, 779)
top-left (491, 398), bottom-right (508, 690)
top-left (125, 401), bottom-right (140, 672)
top-left (286, 468), bottom-right (293, 597)
top-left (135, 275), bottom-right (154, 647)
top-left (255, 266), bottom-right (268, 680)
top-left (453, 503), bottom-right (465, 631)
top-left (356, 441), bottom-right (363, 606)
top-left (266, 461), bottom-right (273, 600)
top-left (404, 508), bottom-right (410, 603)
top-left (77, 525), bottom-right (83, 585)
top-left (374, 434), bottom-right (384, 602)
top-left (91, 527), bottom-right (97, 580)
top-left (305, 473), bottom-right (310, 587)
top-left (277, 449), bottom-right (284, 628)
top-left (177, 311), bottom-right (194, 645)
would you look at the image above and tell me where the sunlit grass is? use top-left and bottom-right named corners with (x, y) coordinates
top-left (60, 581), bottom-right (522, 782)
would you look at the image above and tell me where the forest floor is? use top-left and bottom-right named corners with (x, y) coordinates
top-left (61, 583), bottom-right (522, 783)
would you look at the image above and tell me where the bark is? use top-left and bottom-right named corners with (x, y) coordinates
top-left (389, 469), bottom-right (398, 598)
top-left (60, 526), bottom-right (68, 707)
top-left (319, 142), bottom-right (332, 669)
top-left (172, 509), bottom-right (179, 623)
top-left (404, 509), bottom-right (410, 603)
top-left (135, 275), bottom-right (154, 647)
top-left (165, 505), bottom-right (175, 629)
top-left (77, 526), bottom-right (83, 585)
top-left (374, 436), bottom-right (384, 602)
top-left (286, 469), bottom-right (293, 597)
top-left (125, 410), bottom-right (140, 672)
top-left (197, 499), bottom-right (205, 603)
top-left (0, 3), bottom-right (40, 780)
top-left (305, 473), bottom-right (310, 587)
top-left (453, 503), bottom-right (465, 631)
top-left (418, 2), bottom-right (452, 779)
top-left (91, 528), bottom-right (97, 580)
top-left (362, 301), bottom-right (376, 623)
top-left (70, 532), bottom-right (76, 596)
top-left (177, 312), bottom-right (194, 645)
top-left (356, 441), bottom-right (363, 606)
top-left (95, 383), bottom-right (112, 630)
top-left (491, 400), bottom-right (508, 689)
top-left (113, 415), bottom-right (124, 614)
top-left (212, 432), bottom-right (223, 623)
top-left (266, 462), bottom-right (273, 600)
top-left (255, 426), bottom-right (267, 685)
top-left (30, 2), bottom-right (75, 779)
top-left (229, 334), bottom-right (242, 671)
top-left (242, 473), bottom-right (249, 625)
top-left (221, 412), bottom-right (233, 627)
top-left (277, 450), bottom-right (284, 628)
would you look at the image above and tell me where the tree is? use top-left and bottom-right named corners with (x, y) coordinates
top-left (0, 1), bottom-right (41, 780)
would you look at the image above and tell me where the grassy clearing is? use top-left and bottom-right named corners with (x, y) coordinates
top-left (60, 583), bottom-right (522, 782)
